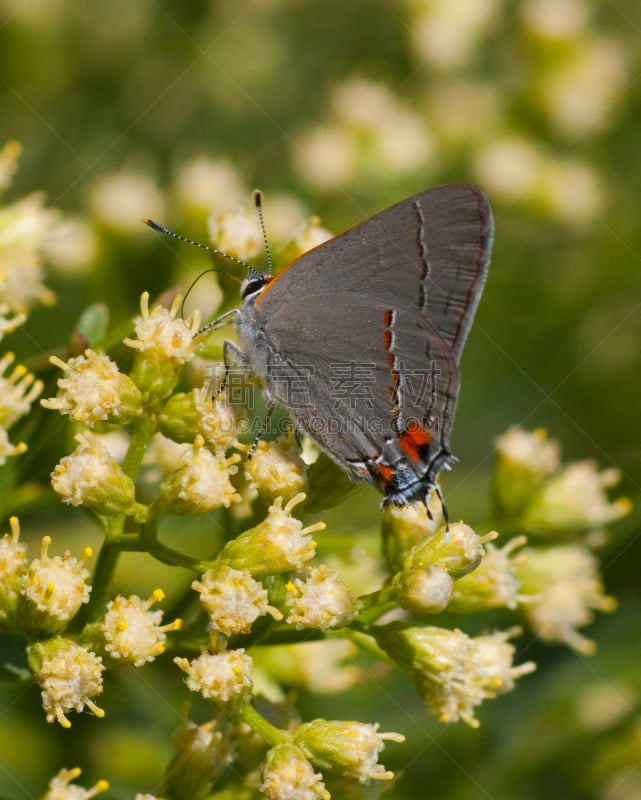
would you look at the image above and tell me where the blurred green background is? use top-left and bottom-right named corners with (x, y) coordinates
top-left (1, 1), bottom-right (641, 798)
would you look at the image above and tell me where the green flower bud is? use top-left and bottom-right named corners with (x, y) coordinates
top-left (51, 432), bottom-right (146, 519)
top-left (260, 743), bottom-right (329, 800)
top-left (381, 500), bottom-right (439, 572)
top-left (375, 623), bottom-right (535, 728)
top-left (158, 436), bottom-right (241, 514)
top-left (163, 718), bottom-right (231, 800)
top-left (406, 522), bottom-right (491, 579)
top-left (27, 637), bottom-right (105, 728)
top-left (0, 516), bottom-right (27, 629)
top-left (519, 462), bottom-right (631, 535)
top-left (392, 563), bottom-right (453, 614)
top-left (41, 349), bottom-right (142, 426)
top-left (492, 427), bottom-right (560, 518)
top-left (124, 292), bottom-right (200, 400)
top-left (294, 718), bottom-right (404, 783)
top-left (516, 544), bottom-right (616, 654)
top-left (219, 494), bottom-right (322, 579)
top-left (158, 388), bottom-right (237, 449)
top-left (449, 536), bottom-right (527, 613)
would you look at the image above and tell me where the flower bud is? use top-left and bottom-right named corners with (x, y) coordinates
top-left (192, 564), bottom-right (282, 637)
top-left (407, 522), bottom-right (492, 579)
top-left (519, 461), bottom-right (631, 535)
top-left (260, 743), bottom-right (329, 800)
top-left (294, 718), bottom-right (404, 783)
top-left (0, 351), bottom-right (43, 428)
top-left (393, 563), bottom-right (453, 614)
top-left (219, 494), bottom-right (323, 579)
top-left (492, 427), bottom-right (560, 517)
top-left (281, 215), bottom-right (333, 262)
top-left (381, 500), bottom-right (440, 572)
top-left (208, 205), bottom-right (263, 261)
top-left (449, 536), bottom-right (527, 612)
top-left (84, 589), bottom-right (182, 666)
top-left (163, 718), bottom-right (231, 799)
top-left (285, 564), bottom-right (359, 630)
top-left (251, 639), bottom-right (361, 694)
top-left (0, 516), bottom-right (27, 628)
top-left (0, 428), bottom-right (27, 465)
top-left (41, 349), bottom-right (141, 425)
top-left (158, 387), bottom-right (237, 449)
top-left (124, 292), bottom-right (200, 399)
top-left (21, 535), bottom-right (92, 636)
top-left (0, 172), bottom-right (57, 312)
top-left (28, 637), bottom-right (105, 728)
top-left (516, 544), bottom-right (616, 654)
top-left (42, 767), bottom-right (109, 800)
top-left (244, 438), bottom-right (307, 501)
top-left (174, 646), bottom-right (253, 711)
top-left (51, 432), bottom-right (143, 519)
top-left (375, 623), bottom-right (535, 728)
top-left (158, 436), bottom-right (241, 513)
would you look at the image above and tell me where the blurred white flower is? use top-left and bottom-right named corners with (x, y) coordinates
top-left (208, 204), bottom-right (264, 261)
top-left (42, 215), bottom-right (98, 276)
top-left (406, 0), bottom-right (501, 68)
top-left (295, 78), bottom-right (433, 189)
top-left (535, 37), bottom-right (629, 137)
top-left (90, 170), bottom-right (165, 234)
top-left (539, 160), bottom-right (603, 226)
top-left (428, 82), bottom-right (501, 149)
top-left (294, 125), bottom-right (356, 190)
top-left (261, 192), bottom-right (308, 249)
top-left (521, 0), bottom-right (588, 40)
top-left (473, 137), bottom-right (544, 202)
top-left (175, 156), bottom-right (247, 214)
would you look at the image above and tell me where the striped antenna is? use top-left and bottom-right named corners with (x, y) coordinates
top-left (252, 190), bottom-right (273, 275)
top-left (143, 218), bottom-right (252, 274)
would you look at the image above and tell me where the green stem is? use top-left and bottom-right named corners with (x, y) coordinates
top-left (239, 703), bottom-right (291, 747)
top-left (355, 586), bottom-right (397, 625)
top-left (86, 516), bottom-right (203, 620)
top-left (85, 415), bottom-right (156, 616)
top-left (138, 503), bottom-right (204, 571)
top-left (145, 538), bottom-right (204, 571)
top-left (357, 602), bottom-right (397, 626)
top-left (338, 627), bottom-right (393, 663)
top-left (122, 414), bottom-right (157, 479)
top-left (85, 538), bottom-right (122, 621)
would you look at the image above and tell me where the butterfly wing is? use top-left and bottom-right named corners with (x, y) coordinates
top-left (247, 184), bottom-right (493, 503)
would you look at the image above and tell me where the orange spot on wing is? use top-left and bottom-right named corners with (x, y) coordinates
top-left (399, 424), bottom-right (432, 462)
top-left (378, 463), bottom-right (394, 483)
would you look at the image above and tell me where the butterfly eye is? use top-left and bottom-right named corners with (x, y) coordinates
top-left (240, 276), bottom-right (267, 299)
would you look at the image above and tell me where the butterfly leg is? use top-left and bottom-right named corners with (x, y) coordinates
top-left (196, 308), bottom-right (238, 337)
top-left (432, 484), bottom-right (450, 532)
top-left (292, 422), bottom-right (304, 449)
top-left (206, 339), bottom-right (248, 402)
top-left (247, 401), bottom-right (275, 460)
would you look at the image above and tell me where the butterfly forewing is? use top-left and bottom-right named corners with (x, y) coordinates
top-left (244, 184), bottom-right (493, 502)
